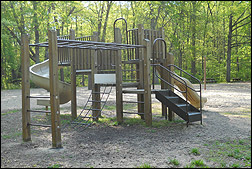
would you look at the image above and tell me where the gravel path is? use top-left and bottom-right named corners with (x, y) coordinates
top-left (1, 82), bottom-right (251, 168)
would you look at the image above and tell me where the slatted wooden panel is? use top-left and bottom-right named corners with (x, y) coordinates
top-left (57, 27), bottom-right (164, 72)
top-left (143, 29), bottom-right (164, 60)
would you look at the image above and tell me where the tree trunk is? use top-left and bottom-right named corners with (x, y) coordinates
top-left (97, 2), bottom-right (105, 42)
top-left (101, 1), bottom-right (112, 42)
top-left (33, 1), bottom-right (40, 63)
top-left (226, 14), bottom-right (233, 82)
top-left (191, 1), bottom-right (196, 75)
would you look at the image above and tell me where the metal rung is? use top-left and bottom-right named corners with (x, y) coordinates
top-left (78, 116), bottom-right (96, 119)
top-left (88, 100), bottom-right (106, 103)
top-left (83, 108), bottom-right (101, 111)
top-left (28, 123), bottom-right (51, 127)
top-left (123, 101), bottom-right (144, 104)
top-left (27, 110), bottom-right (51, 113)
top-left (27, 96), bottom-right (50, 98)
top-left (123, 112), bottom-right (144, 115)
top-left (92, 92), bottom-right (110, 94)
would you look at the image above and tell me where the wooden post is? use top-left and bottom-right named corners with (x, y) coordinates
top-left (91, 49), bottom-right (100, 120)
top-left (115, 28), bottom-right (123, 123)
top-left (70, 29), bottom-right (77, 119)
top-left (160, 62), bottom-right (168, 119)
top-left (59, 30), bottom-right (64, 82)
top-left (48, 30), bottom-right (62, 148)
top-left (88, 31), bottom-right (98, 90)
top-left (167, 53), bottom-right (175, 121)
top-left (143, 39), bottom-right (152, 126)
top-left (137, 24), bottom-right (145, 119)
top-left (158, 27), bottom-right (168, 119)
top-left (91, 31), bottom-right (100, 120)
top-left (21, 34), bottom-right (31, 142)
top-left (204, 56), bottom-right (206, 90)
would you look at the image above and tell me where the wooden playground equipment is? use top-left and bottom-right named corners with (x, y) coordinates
top-left (21, 18), bottom-right (206, 148)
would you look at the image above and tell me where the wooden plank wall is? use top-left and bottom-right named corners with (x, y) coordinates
top-left (57, 27), bottom-right (164, 72)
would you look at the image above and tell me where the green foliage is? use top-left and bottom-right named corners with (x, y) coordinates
top-left (1, 1), bottom-right (251, 89)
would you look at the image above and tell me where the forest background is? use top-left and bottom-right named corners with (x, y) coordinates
top-left (1, 1), bottom-right (251, 89)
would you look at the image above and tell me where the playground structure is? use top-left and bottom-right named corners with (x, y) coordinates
top-left (21, 18), bottom-right (207, 148)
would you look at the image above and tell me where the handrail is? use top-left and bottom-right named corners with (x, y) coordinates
top-left (151, 38), bottom-right (202, 120)
top-left (152, 63), bottom-right (189, 115)
top-left (167, 64), bottom-right (201, 84)
top-left (152, 63), bottom-right (203, 120)
top-left (167, 64), bottom-right (202, 118)
top-left (153, 38), bottom-right (167, 89)
top-left (113, 17), bottom-right (128, 44)
top-left (151, 64), bottom-right (188, 92)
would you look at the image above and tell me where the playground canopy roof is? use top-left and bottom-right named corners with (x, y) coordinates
top-left (29, 39), bottom-right (146, 50)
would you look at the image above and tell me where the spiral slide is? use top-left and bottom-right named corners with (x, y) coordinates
top-left (29, 59), bottom-right (71, 104)
top-left (173, 74), bottom-right (207, 109)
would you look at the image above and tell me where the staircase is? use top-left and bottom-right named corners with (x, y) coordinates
top-left (155, 90), bottom-right (202, 126)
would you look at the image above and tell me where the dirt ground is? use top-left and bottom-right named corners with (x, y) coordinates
top-left (1, 82), bottom-right (251, 168)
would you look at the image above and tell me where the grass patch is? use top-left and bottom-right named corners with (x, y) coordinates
top-left (104, 104), bottom-right (137, 111)
top-left (1, 132), bottom-right (22, 139)
top-left (185, 159), bottom-right (208, 168)
top-left (1, 109), bottom-right (20, 116)
top-left (92, 115), bottom-right (184, 128)
top-left (48, 163), bottom-right (62, 168)
top-left (204, 137), bottom-right (251, 168)
top-left (169, 158), bottom-right (180, 166)
top-left (191, 148), bottom-right (201, 156)
top-left (136, 163), bottom-right (153, 168)
top-left (95, 116), bottom-right (118, 126)
top-left (219, 112), bottom-right (251, 118)
top-left (60, 114), bottom-right (72, 125)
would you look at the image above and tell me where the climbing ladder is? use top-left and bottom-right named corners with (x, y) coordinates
top-left (68, 86), bottom-right (113, 130)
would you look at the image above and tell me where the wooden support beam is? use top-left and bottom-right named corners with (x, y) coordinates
top-left (143, 39), bottom-right (152, 126)
top-left (48, 30), bottom-right (62, 148)
top-left (21, 33), bottom-right (31, 142)
top-left (91, 50), bottom-right (100, 121)
top-left (167, 53), bottom-right (175, 121)
top-left (137, 24), bottom-right (145, 119)
top-left (158, 27), bottom-right (168, 119)
top-left (115, 28), bottom-right (123, 123)
top-left (70, 29), bottom-right (77, 120)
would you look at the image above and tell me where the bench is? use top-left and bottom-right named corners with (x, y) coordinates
top-left (231, 78), bottom-right (241, 82)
